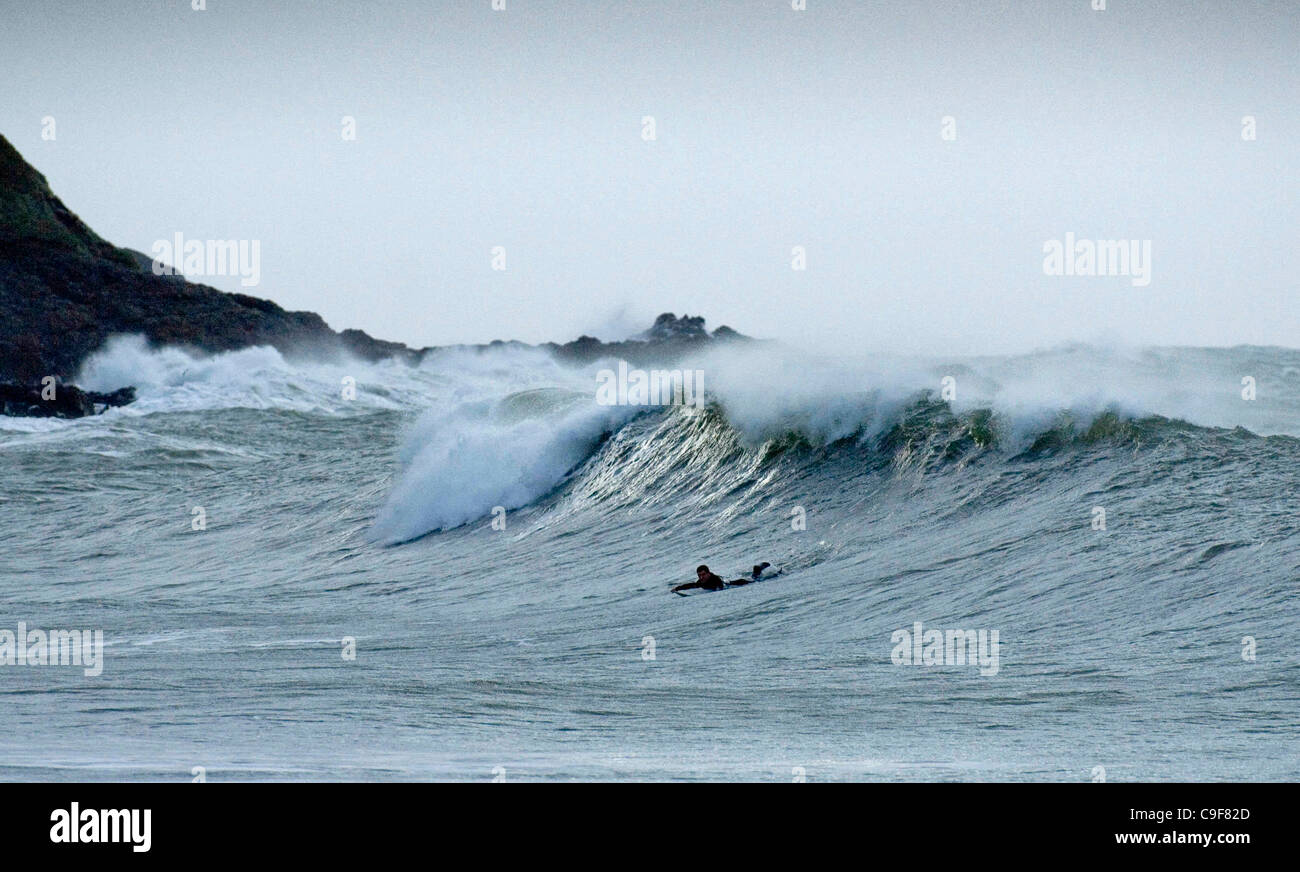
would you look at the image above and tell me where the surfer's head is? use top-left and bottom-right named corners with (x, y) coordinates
top-left (696, 565), bottom-right (710, 578)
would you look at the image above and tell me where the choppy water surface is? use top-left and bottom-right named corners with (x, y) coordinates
top-left (2, 337), bottom-right (1297, 780)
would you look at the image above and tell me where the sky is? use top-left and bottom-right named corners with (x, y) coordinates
top-left (2, 0), bottom-right (1297, 354)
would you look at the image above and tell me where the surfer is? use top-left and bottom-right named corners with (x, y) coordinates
top-left (672, 564), bottom-right (727, 594)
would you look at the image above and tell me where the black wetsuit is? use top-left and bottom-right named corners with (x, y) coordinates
top-left (675, 572), bottom-right (726, 592)
top-left (698, 572), bottom-right (726, 591)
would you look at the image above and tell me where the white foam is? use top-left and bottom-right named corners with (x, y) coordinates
top-left (370, 383), bottom-right (639, 543)
top-left (70, 334), bottom-right (423, 416)
top-left (7, 334), bottom-right (1296, 541)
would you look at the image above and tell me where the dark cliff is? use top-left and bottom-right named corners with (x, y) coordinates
top-left (0, 135), bottom-right (749, 385)
top-left (0, 134), bottom-right (408, 381)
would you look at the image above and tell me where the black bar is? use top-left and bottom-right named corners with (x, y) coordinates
top-left (2, 783), bottom-right (1281, 858)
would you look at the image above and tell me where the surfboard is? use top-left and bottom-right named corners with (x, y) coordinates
top-left (673, 570), bottom-right (781, 596)
top-left (673, 585), bottom-right (724, 597)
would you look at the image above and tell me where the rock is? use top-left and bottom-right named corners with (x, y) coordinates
top-left (543, 314), bottom-right (753, 366)
top-left (0, 134), bottom-right (416, 380)
top-left (641, 313), bottom-right (708, 341)
top-left (0, 379), bottom-right (135, 418)
top-left (0, 135), bottom-right (758, 384)
top-left (87, 385), bottom-right (136, 410)
top-left (339, 328), bottom-right (419, 364)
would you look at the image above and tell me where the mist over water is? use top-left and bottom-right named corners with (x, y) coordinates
top-left (3, 0), bottom-right (1297, 352)
top-left (2, 337), bottom-right (1297, 780)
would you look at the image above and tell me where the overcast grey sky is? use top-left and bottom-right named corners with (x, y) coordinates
top-left (2, 0), bottom-right (1296, 353)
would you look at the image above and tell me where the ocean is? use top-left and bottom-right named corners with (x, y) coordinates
top-left (2, 335), bottom-right (1297, 781)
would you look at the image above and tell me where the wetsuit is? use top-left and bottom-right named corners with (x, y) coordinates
top-left (729, 564), bottom-right (770, 586)
top-left (673, 572), bottom-right (726, 593)
top-left (699, 571), bottom-right (726, 590)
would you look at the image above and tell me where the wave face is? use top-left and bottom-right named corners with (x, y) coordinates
top-left (369, 340), bottom-right (1300, 543)
top-left (370, 387), bottom-right (638, 543)
top-left (2, 338), bottom-right (1297, 780)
